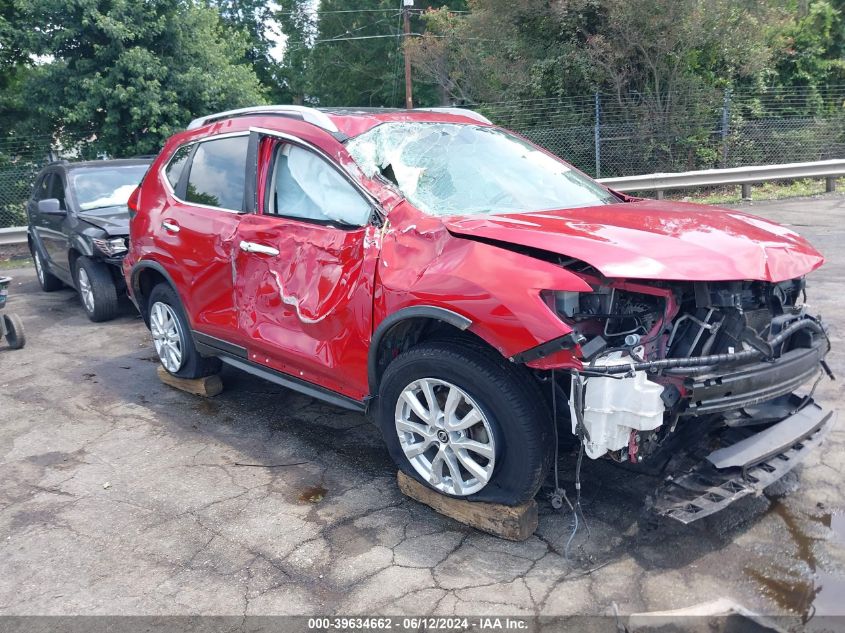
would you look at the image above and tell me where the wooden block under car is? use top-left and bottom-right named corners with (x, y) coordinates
top-left (397, 470), bottom-right (538, 541)
top-left (156, 366), bottom-right (223, 397)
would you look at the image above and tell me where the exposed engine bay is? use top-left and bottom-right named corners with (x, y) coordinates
top-left (546, 266), bottom-right (834, 522)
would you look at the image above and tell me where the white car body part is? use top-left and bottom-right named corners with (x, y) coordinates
top-left (570, 353), bottom-right (665, 459)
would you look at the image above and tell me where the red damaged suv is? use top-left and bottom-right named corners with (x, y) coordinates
top-left (124, 106), bottom-right (832, 520)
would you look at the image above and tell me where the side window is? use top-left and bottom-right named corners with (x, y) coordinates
top-left (165, 143), bottom-right (192, 190)
top-left (185, 136), bottom-right (249, 211)
top-left (267, 143), bottom-right (371, 227)
top-left (49, 173), bottom-right (67, 209)
top-left (34, 173), bottom-right (53, 201)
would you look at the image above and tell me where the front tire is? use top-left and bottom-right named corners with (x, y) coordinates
top-left (147, 284), bottom-right (221, 379)
top-left (75, 257), bottom-right (119, 322)
top-left (377, 340), bottom-right (554, 505)
top-left (31, 246), bottom-right (63, 292)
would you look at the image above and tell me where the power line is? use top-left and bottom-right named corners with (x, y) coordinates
top-left (277, 8), bottom-right (468, 15)
top-left (313, 12), bottom-right (402, 44)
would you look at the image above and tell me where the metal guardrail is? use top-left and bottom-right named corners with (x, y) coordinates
top-left (0, 227), bottom-right (27, 246)
top-left (597, 158), bottom-right (845, 199)
top-left (0, 159), bottom-right (843, 248)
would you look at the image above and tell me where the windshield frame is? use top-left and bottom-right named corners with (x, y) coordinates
top-left (345, 121), bottom-right (620, 218)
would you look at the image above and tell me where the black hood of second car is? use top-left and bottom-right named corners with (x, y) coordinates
top-left (77, 206), bottom-right (129, 236)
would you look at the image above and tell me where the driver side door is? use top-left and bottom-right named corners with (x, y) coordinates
top-left (233, 133), bottom-right (381, 401)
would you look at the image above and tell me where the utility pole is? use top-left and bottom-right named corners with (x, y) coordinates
top-left (403, 0), bottom-right (414, 109)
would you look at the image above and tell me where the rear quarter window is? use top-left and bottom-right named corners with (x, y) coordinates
top-left (165, 143), bottom-right (193, 190)
top-left (185, 136), bottom-right (249, 211)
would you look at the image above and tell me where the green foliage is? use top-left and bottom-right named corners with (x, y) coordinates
top-left (274, 0), bottom-right (315, 104)
top-left (211, 0), bottom-right (285, 101)
top-left (771, 0), bottom-right (845, 98)
top-left (294, 0), bottom-right (466, 108)
top-left (0, 0), bottom-right (843, 173)
top-left (11, 0), bottom-right (266, 157)
top-left (306, 0), bottom-right (408, 107)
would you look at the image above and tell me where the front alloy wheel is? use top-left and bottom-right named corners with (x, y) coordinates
top-left (395, 378), bottom-right (496, 496)
top-left (378, 340), bottom-right (554, 505)
top-left (75, 256), bottom-right (119, 322)
top-left (150, 301), bottom-right (184, 373)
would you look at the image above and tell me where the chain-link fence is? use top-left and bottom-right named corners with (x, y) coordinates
top-left (476, 85), bottom-right (845, 179)
top-left (0, 136), bottom-right (54, 229)
top-left (2, 85), bottom-right (844, 228)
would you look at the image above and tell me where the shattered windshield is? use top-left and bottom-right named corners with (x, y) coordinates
top-left (347, 122), bottom-right (616, 216)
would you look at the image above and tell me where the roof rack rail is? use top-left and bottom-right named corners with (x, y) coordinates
top-left (187, 106), bottom-right (340, 134)
top-left (414, 107), bottom-right (492, 125)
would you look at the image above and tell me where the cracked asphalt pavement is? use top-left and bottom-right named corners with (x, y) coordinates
top-left (1, 196), bottom-right (844, 620)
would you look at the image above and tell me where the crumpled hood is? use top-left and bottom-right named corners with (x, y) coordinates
top-left (443, 200), bottom-right (824, 282)
top-left (77, 206), bottom-right (129, 236)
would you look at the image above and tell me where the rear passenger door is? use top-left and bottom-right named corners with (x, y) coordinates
top-left (160, 133), bottom-right (250, 342)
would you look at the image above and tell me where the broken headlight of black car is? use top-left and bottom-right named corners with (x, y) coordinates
top-left (92, 237), bottom-right (128, 257)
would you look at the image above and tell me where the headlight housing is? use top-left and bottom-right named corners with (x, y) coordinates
top-left (92, 237), bottom-right (128, 257)
top-left (543, 288), bottom-right (612, 319)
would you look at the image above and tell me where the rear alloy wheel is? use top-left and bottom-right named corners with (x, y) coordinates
top-left (147, 284), bottom-right (221, 379)
top-left (75, 257), bottom-right (119, 322)
top-left (31, 247), bottom-right (63, 292)
top-left (149, 301), bottom-right (184, 373)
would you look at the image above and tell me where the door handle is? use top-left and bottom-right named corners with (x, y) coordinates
top-left (239, 241), bottom-right (279, 257)
top-left (162, 220), bottom-right (180, 233)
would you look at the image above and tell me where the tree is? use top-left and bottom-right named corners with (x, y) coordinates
top-left (407, 0), bottom-right (604, 105)
top-left (770, 0), bottom-right (845, 105)
top-left (210, 0), bottom-right (286, 101)
top-left (305, 0), bottom-right (408, 107)
top-left (275, 0), bottom-right (317, 104)
top-left (584, 0), bottom-right (776, 116)
top-left (283, 0), bottom-right (466, 108)
top-left (13, 0), bottom-right (267, 157)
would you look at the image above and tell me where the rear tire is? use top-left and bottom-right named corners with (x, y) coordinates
top-left (377, 339), bottom-right (554, 505)
top-left (147, 284), bottom-right (221, 379)
top-left (31, 247), bottom-right (63, 292)
top-left (3, 313), bottom-right (25, 349)
top-left (75, 256), bottom-right (119, 322)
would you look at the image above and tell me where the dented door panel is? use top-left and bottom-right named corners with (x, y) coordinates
top-left (234, 214), bottom-right (379, 400)
top-left (157, 204), bottom-right (242, 340)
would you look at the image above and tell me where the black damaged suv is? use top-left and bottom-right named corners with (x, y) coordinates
top-left (27, 159), bottom-right (151, 321)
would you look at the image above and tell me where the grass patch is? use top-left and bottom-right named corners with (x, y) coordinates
top-left (668, 177), bottom-right (845, 205)
top-left (0, 256), bottom-right (32, 271)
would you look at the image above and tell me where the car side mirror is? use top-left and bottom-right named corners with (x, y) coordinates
top-left (37, 198), bottom-right (65, 215)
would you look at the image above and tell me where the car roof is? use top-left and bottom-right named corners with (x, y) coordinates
top-left (324, 108), bottom-right (491, 138)
top-left (186, 106), bottom-right (492, 140)
top-left (61, 158), bottom-right (153, 171)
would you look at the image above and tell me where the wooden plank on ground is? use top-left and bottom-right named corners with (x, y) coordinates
top-left (397, 470), bottom-right (538, 541)
top-left (157, 366), bottom-right (223, 397)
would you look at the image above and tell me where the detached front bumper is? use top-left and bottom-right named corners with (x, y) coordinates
top-left (683, 344), bottom-right (827, 416)
top-left (651, 395), bottom-right (834, 524)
